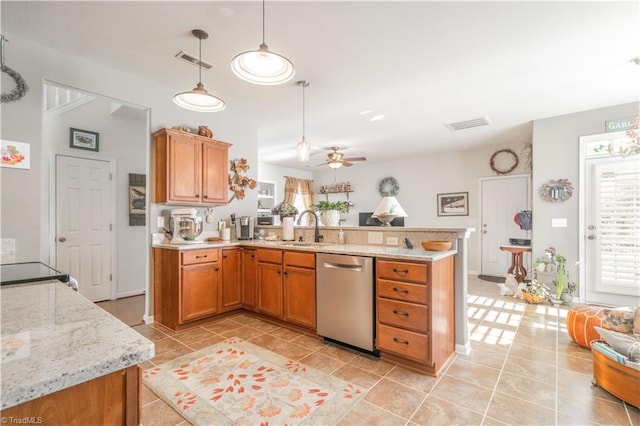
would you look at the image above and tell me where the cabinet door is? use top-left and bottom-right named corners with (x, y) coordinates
top-left (242, 249), bottom-right (257, 311)
top-left (168, 135), bottom-right (201, 203)
top-left (202, 142), bottom-right (229, 204)
top-left (283, 265), bottom-right (316, 329)
top-left (180, 262), bottom-right (218, 323)
top-left (257, 262), bottom-right (283, 318)
top-left (221, 248), bottom-right (242, 312)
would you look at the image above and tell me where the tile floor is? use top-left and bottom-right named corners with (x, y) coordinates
top-left (124, 276), bottom-right (640, 426)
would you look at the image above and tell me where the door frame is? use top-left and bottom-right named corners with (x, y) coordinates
top-left (49, 153), bottom-right (117, 300)
top-left (478, 173), bottom-right (531, 277)
top-left (578, 130), bottom-right (638, 305)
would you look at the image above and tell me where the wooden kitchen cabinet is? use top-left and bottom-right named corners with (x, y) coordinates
top-left (221, 248), bottom-right (242, 312)
top-left (0, 366), bottom-right (141, 426)
top-left (283, 251), bottom-right (316, 329)
top-left (375, 256), bottom-right (455, 376)
top-left (242, 248), bottom-right (257, 311)
top-left (153, 247), bottom-right (220, 331)
top-left (256, 248), bottom-right (283, 319)
top-left (153, 128), bottom-right (231, 205)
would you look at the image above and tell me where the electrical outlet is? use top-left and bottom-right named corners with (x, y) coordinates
top-left (386, 237), bottom-right (398, 246)
top-left (157, 216), bottom-right (165, 228)
top-left (368, 232), bottom-right (383, 244)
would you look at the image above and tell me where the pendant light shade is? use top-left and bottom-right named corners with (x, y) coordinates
top-left (173, 29), bottom-right (226, 112)
top-left (296, 80), bottom-right (311, 162)
top-left (231, 0), bottom-right (295, 85)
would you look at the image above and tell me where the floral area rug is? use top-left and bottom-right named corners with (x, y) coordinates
top-left (143, 337), bottom-right (365, 425)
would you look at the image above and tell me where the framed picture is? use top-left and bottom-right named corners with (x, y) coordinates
top-left (437, 192), bottom-right (469, 216)
top-left (1, 140), bottom-right (31, 170)
top-left (70, 128), bottom-right (99, 152)
top-left (129, 173), bottom-right (146, 226)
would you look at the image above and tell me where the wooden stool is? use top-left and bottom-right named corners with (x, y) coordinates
top-left (566, 306), bottom-right (604, 348)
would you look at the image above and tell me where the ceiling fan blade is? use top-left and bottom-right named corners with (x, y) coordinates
top-left (343, 161), bottom-right (354, 167)
top-left (315, 161), bottom-right (329, 167)
top-left (343, 156), bottom-right (367, 162)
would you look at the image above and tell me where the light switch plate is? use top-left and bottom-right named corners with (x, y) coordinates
top-left (551, 218), bottom-right (567, 228)
top-left (157, 216), bottom-right (165, 228)
top-left (368, 232), bottom-right (383, 244)
top-left (386, 237), bottom-right (398, 246)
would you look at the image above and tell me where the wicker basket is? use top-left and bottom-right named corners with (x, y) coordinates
top-left (522, 290), bottom-right (546, 304)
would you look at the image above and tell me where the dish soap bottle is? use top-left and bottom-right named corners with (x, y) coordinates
top-left (338, 228), bottom-right (345, 244)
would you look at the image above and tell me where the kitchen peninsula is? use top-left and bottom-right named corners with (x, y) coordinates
top-left (0, 280), bottom-right (155, 424)
top-left (152, 226), bottom-right (474, 374)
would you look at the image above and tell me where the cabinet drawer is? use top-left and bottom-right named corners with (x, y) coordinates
top-left (377, 323), bottom-right (430, 364)
top-left (257, 248), bottom-right (283, 264)
top-left (377, 260), bottom-right (428, 284)
top-left (378, 298), bottom-right (429, 333)
top-left (378, 279), bottom-right (427, 304)
top-left (182, 249), bottom-right (218, 265)
top-left (284, 251), bottom-right (315, 268)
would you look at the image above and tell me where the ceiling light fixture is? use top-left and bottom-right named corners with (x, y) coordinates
top-left (328, 161), bottom-right (342, 169)
top-left (296, 80), bottom-right (311, 162)
top-left (173, 29), bottom-right (226, 112)
top-left (230, 0), bottom-right (295, 85)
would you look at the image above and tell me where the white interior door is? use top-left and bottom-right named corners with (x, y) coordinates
top-left (480, 175), bottom-right (530, 277)
top-left (585, 155), bottom-right (640, 306)
top-left (56, 155), bottom-right (112, 302)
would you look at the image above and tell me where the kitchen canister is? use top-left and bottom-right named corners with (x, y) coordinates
top-left (282, 217), bottom-right (294, 241)
top-left (221, 227), bottom-right (231, 241)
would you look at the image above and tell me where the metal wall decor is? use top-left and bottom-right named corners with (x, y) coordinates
top-left (538, 178), bottom-right (573, 202)
top-left (490, 148), bottom-right (519, 175)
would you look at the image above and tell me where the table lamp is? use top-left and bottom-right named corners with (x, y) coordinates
top-left (372, 196), bottom-right (407, 226)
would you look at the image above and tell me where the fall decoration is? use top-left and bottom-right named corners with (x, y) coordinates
top-left (228, 158), bottom-right (257, 201)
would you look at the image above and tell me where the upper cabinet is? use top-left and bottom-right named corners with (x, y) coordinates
top-left (153, 128), bottom-right (232, 205)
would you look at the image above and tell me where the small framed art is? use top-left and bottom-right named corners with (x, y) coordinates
top-left (70, 128), bottom-right (99, 152)
top-left (437, 192), bottom-right (469, 216)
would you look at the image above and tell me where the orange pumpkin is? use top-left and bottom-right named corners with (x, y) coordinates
top-left (566, 306), bottom-right (605, 348)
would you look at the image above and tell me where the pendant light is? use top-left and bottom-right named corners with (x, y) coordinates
top-left (296, 80), bottom-right (311, 162)
top-left (231, 0), bottom-right (295, 85)
top-left (173, 29), bottom-right (226, 112)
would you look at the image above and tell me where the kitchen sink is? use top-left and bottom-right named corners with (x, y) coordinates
top-left (266, 241), bottom-right (331, 248)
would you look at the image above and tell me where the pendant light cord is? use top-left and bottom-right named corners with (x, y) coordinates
top-left (262, 0), bottom-right (266, 44)
top-left (198, 35), bottom-right (203, 85)
top-left (302, 83), bottom-right (306, 139)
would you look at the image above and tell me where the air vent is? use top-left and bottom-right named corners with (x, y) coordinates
top-left (175, 51), bottom-right (214, 70)
top-left (445, 116), bottom-right (491, 131)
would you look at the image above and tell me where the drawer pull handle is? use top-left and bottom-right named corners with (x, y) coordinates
top-left (393, 337), bottom-right (409, 345)
top-left (393, 287), bottom-right (409, 295)
top-left (393, 309), bottom-right (409, 317)
top-left (195, 194), bottom-right (199, 198)
top-left (195, 255), bottom-right (208, 259)
top-left (393, 268), bottom-right (409, 274)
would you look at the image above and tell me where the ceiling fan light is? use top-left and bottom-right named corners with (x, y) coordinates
top-left (231, 43), bottom-right (295, 85)
top-left (297, 138), bottom-right (311, 162)
top-left (328, 161), bottom-right (342, 169)
top-left (173, 83), bottom-right (226, 112)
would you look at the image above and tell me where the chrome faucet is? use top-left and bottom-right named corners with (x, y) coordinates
top-left (297, 210), bottom-right (321, 242)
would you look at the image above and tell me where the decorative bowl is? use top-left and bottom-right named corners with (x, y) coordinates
top-left (421, 240), bottom-right (452, 251)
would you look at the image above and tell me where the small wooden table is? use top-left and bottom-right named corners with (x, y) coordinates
top-left (500, 245), bottom-right (532, 283)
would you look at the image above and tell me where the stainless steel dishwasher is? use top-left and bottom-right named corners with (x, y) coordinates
top-left (316, 253), bottom-right (378, 354)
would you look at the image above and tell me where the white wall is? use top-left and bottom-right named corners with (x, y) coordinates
top-left (532, 102), bottom-right (638, 289)
top-left (1, 34), bottom-right (259, 304)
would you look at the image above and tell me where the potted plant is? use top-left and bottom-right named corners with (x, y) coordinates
top-left (312, 200), bottom-right (349, 226)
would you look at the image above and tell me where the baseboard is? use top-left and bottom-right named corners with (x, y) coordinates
top-left (143, 314), bottom-right (154, 324)
top-left (115, 290), bottom-right (146, 299)
top-left (455, 342), bottom-right (471, 355)
top-left (468, 270), bottom-right (478, 276)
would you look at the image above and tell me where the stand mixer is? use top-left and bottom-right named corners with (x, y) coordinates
top-left (168, 208), bottom-right (203, 244)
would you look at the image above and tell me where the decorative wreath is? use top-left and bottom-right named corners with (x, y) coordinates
top-left (538, 178), bottom-right (573, 203)
top-left (1, 65), bottom-right (29, 103)
top-left (490, 149), bottom-right (519, 175)
top-left (378, 176), bottom-right (399, 196)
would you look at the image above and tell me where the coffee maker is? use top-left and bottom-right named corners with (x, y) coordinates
top-left (236, 216), bottom-right (254, 240)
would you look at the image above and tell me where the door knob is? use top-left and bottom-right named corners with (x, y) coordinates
top-left (587, 225), bottom-right (595, 230)
top-left (58, 237), bottom-right (66, 242)
top-left (483, 231), bottom-right (487, 234)
top-left (587, 235), bottom-right (596, 240)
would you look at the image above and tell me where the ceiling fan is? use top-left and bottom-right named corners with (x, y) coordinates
top-left (316, 146), bottom-right (367, 168)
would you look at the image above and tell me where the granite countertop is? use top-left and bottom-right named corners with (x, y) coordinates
top-left (0, 280), bottom-right (155, 410)
top-left (152, 240), bottom-right (457, 261)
